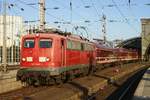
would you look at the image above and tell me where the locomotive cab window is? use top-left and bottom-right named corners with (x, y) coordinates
top-left (39, 39), bottom-right (52, 48)
top-left (24, 39), bottom-right (35, 48)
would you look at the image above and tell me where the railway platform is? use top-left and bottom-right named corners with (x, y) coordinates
top-left (0, 68), bottom-right (22, 94)
top-left (133, 67), bottom-right (150, 100)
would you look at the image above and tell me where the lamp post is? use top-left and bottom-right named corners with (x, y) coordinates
top-left (11, 15), bottom-right (14, 63)
top-left (2, 0), bottom-right (7, 72)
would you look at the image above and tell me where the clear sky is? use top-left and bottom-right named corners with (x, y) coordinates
top-left (1, 0), bottom-right (150, 41)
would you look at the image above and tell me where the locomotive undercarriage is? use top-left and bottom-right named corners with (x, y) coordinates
top-left (17, 60), bottom-right (139, 86)
top-left (16, 65), bottom-right (94, 86)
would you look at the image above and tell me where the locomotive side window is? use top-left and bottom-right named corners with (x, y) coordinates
top-left (67, 40), bottom-right (82, 50)
top-left (67, 40), bottom-right (72, 49)
top-left (24, 39), bottom-right (35, 48)
top-left (39, 39), bottom-right (52, 48)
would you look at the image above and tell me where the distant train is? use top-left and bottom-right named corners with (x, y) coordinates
top-left (16, 32), bottom-right (139, 85)
top-left (95, 42), bottom-right (139, 65)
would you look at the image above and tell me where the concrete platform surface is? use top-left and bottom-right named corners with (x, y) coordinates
top-left (133, 67), bottom-right (150, 100)
top-left (0, 69), bottom-right (22, 94)
top-left (0, 70), bottom-right (17, 80)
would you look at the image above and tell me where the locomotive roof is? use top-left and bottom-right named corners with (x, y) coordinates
top-left (22, 33), bottom-right (93, 44)
top-left (23, 33), bottom-right (65, 39)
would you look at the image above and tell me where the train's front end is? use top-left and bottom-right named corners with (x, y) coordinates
top-left (17, 33), bottom-right (59, 84)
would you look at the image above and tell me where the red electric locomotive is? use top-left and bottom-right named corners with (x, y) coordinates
top-left (17, 32), bottom-right (96, 85)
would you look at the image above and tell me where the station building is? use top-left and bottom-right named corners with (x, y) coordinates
top-left (0, 15), bottom-right (23, 64)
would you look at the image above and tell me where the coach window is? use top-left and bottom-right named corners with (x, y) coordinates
top-left (39, 39), bottom-right (52, 48)
top-left (24, 39), bottom-right (35, 48)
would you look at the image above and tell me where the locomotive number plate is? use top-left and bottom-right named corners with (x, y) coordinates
top-left (26, 57), bottom-right (33, 62)
top-left (39, 57), bottom-right (46, 62)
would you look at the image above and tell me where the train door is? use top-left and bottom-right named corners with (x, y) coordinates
top-left (61, 39), bottom-right (65, 66)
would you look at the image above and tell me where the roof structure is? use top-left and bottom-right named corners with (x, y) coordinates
top-left (117, 37), bottom-right (141, 52)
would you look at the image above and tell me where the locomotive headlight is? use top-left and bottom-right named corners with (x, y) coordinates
top-left (46, 58), bottom-right (50, 61)
top-left (22, 58), bottom-right (26, 61)
top-left (36, 34), bottom-right (39, 37)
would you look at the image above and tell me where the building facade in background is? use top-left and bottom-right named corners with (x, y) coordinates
top-left (0, 15), bottom-right (23, 64)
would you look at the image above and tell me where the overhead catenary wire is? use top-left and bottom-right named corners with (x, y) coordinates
top-left (81, 0), bottom-right (85, 5)
top-left (13, 0), bottom-right (94, 37)
top-left (70, 0), bottom-right (72, 23)
top-left (91, 0), bottom-right (100, 17)
top-left (49, 0), bottom-right (95, 37)
top-left (8, 6), bottom-right (18, 15)
top-left (17, 0), bottom-right (65, 22)
top-left (51, 0), bottom-right (87, 21)
top-left (8, 3), bottom-right (24, 15)
top-left (15, 0), bottom-right (141, 40)
top-left (90, 0), bottom-right (101, 18)
top-left (80, 0), bottom-right (99, 23)
top-left (8, 1), bottom-right (40, 33)
top-left (12, 0), bottom-right (71, 33)
top-left (17, 0), bottom-right (88, 26)
top-left (8, 4), bottom-right (40, 29)
top-left (127, 1), bottom-right (138, 23)
top-left (111, 0), bottom-right (138, 33)
top-left (9, 1), bottom-right (140, 28)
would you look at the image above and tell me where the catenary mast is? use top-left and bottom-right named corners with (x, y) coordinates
top-left (39, 0), bottom-right (45, 31)
top-left (102, 14), bottom-right (106, 44)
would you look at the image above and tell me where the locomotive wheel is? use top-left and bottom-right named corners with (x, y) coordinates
top-left (46, 77), bottom-right (55, 85)
top-left (37, 76), bottom-right (44, 85)
top-left (54, 76), bottom-right (63, 85)
top-left (27, 77), bottom-right (34, 85)
top-left (69, 71), bottom-right (75, 81)
top-left (34, 79), bottom-right (40, 86)
top-left (61, 72), bottom-right (68, 83)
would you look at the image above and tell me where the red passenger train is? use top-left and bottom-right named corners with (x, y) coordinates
top-left (95, 43), bottom-right (139, 65)
top-left (17, 32), bottom-right (139, 85)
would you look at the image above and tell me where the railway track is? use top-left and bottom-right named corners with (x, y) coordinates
top-left (106, 67), bottom-right (147, 100)
top-left (0, 62), bottom-right (149, 100)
